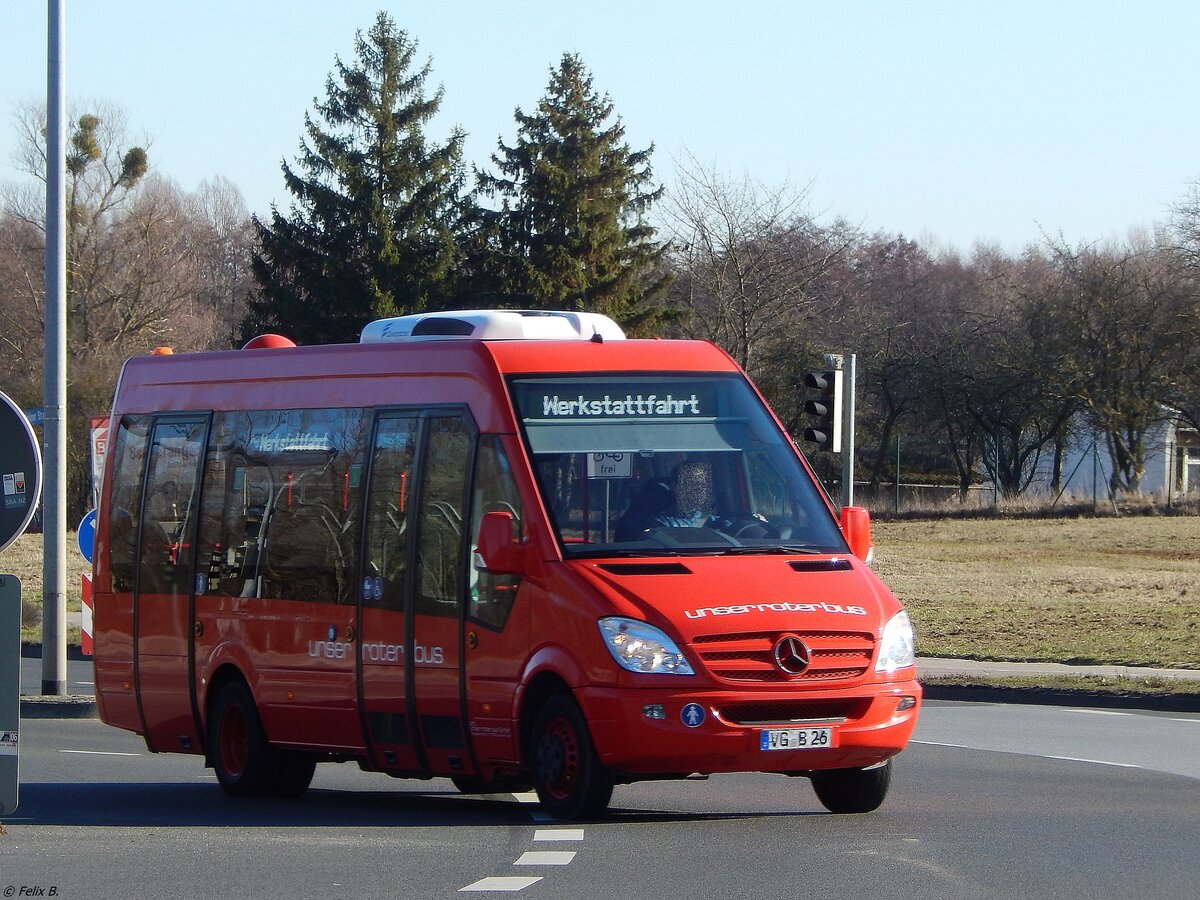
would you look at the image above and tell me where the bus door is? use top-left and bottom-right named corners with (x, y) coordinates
top-left (358, 410), bottom-right (476, 776)
top-left (409, 413), bottom-right (475, 775)
top-left (358, 412), bottom-right (422, 771)
top-left (133, 414), bottom-right (209, 753)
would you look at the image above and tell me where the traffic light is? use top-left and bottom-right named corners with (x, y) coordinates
top-left (803, 369), bottom-right (843, 452)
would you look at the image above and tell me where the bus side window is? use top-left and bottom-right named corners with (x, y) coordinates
top-left (254, 408), bottom-right (367, 604)
top-left (414, 415), bottom-right (471, 617)
top-left (107, 416), bottom-right (151, 593)
top-left (468, 435), bottom-right (523, 629)
top-left (137, 420), bottom-right (207, 597)
top-left (363, 415), bottom-right (419, 612)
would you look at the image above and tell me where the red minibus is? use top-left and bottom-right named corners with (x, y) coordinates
top-left (93, 309), bottom-right (919, 818)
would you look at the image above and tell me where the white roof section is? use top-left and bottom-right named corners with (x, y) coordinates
top-left (360, 309), bottom-right (627, 344)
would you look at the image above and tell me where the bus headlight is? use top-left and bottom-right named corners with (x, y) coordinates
top-left (875, 610), bottom-right (915, 674)
top-left (599, 617), bottom-right (694, 675)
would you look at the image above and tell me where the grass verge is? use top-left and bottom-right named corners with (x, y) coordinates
top-left (921, 673), bottom-right (1200, 695)
top-left (873, 516), bottom-right (1200, 670)
top-left (2, 533), bottom-right (90, 643)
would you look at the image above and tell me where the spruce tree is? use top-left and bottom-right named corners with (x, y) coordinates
top-left (473, 53), bottom-right (670, 333)
top-left (244, 13), bottom-right (466, 345)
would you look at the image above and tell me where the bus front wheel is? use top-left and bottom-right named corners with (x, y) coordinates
top-left (810, 758), bottom-right (892, 813)
top-left (208, 680), bottom-right (313, 798)
top-left (529, 694), bottom-right (613, 820)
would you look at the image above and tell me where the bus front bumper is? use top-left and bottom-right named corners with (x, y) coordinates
top-left (578, 678), bottom-right (921, 777)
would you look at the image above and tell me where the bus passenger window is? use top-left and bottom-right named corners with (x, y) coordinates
top-left (468, 435), bottom-right (523, 629)
top-left (363, 415), bottom-right (419, 611)
top-left (414, 415), bottom-right (471, 617)
top-left (194, 408), bottom-right (368, 603)
top-left (137, 419), bottom-right (207, 597)
top-left (107, 416), bottom-right (151, 593)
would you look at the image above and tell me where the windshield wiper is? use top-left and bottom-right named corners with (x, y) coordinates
top-left (717, 545), bottom-right (826, 555)
top-left (570, 546), bottom-right (729, 559)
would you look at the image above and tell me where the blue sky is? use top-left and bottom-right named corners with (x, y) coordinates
top-left (4, 1), bottom-right (1199, 252)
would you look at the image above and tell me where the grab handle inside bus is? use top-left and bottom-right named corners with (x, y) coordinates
top-left (476, 510), bottom-right (526, 576)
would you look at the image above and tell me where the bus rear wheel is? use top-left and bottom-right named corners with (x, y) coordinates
top-left (810, 758), bottom-right (892, 814)
top-left (529, 694), bottom-right (613, 820)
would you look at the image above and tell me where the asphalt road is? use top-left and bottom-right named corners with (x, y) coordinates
top-left (2, 701), bottom-right (1197, 899)
top-left (16, 656), bottom-right (93, 696)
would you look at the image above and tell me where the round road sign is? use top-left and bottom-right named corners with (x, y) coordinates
top-left (0, 390), bottom-right (42, 555)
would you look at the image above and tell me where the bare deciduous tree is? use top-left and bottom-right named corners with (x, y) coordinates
top-left (1, 101), bottom-right (252, 515)
top-left (659, 154), bottom-right (853, 377)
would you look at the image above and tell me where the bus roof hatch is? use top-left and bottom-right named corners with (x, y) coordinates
top-left (359, 309), bottom-right (626, 344)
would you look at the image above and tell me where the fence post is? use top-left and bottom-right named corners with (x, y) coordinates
top-left (894, 434), bottom-right (901, 514)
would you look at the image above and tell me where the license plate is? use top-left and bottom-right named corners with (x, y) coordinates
top-left (760, 727), bottom-right (834, 751)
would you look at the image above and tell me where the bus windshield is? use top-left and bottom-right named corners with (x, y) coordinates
top-left (510, 374), bottom-right (847, 557)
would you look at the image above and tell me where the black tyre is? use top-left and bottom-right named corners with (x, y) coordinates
top-left (529, 694), bottom-right (613, 820)
top-left (208, 680), bottom-right (286, 798)
top-left (273, 749), bottom-right (317, 798)
top-left (451, 775), bottom-right (533, 795)
top-left (811, 758), bottom-right (892, 814)
top-left (450, 776), bottom-right (494, 795)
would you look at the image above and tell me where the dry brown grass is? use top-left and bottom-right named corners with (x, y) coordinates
top-left (873, 516), bottom-right (1200, 668)
top-left (1, 533), bottom-right (90, 641)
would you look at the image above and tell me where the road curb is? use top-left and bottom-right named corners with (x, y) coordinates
top-left (19, 694), bottom-right (97, 719)
top-left (21, 641), bottom-right (89, 661)
top-left (921, 682), bottom-right (1200, 713)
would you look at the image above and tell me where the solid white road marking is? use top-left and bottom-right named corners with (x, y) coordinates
top-left (514, 851), bottom-right (576, 866)
top-left (913, 740), bottom-right (1143, 770)
top-left (1045, 755), bottom-right (1142, 769)
top-left (59, 749), bottom-right (141, 757)
top-left (1062, 709), bottom-right (1133, 717)
top-left (459, 876), bottom-right (543, 892)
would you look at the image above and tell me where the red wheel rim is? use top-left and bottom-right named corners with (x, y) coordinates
top-left (218, 704), bottom-right (248, 778)
top-left (535, 716), bottom-right (580, 801)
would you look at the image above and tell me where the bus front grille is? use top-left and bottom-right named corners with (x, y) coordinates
top-left (691, 630), bottom-right (875, 683)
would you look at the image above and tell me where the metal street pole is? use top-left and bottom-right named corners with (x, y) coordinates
top-left (42, 0), bottom-right (68, 696)
top-left (840, 353), bottom-right (856, 509)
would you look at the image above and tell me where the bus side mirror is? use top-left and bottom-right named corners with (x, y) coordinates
top-left (839, 506), bottom-right (874, 564)
top-left (476, 510), bottom-right (525, 576)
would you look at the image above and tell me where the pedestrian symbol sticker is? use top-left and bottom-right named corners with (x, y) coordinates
top-left (680, 703), bottom-right (706, 728)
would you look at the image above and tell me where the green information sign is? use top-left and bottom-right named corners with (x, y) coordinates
top-left (0, 574), bottom-right (18, 816)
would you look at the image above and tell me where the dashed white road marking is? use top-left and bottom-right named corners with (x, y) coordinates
top-left (514, 851), bottom-right (576, 866)
top-left (458, 799), bottom-right (586, 891)
top-left (459, 876), bottom-right (543, 892)
top-left (534, 828), bottom-right (585, 842)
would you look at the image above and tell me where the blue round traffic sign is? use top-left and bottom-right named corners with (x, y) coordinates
top-left (77, 508), bottom-right (98, 565)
